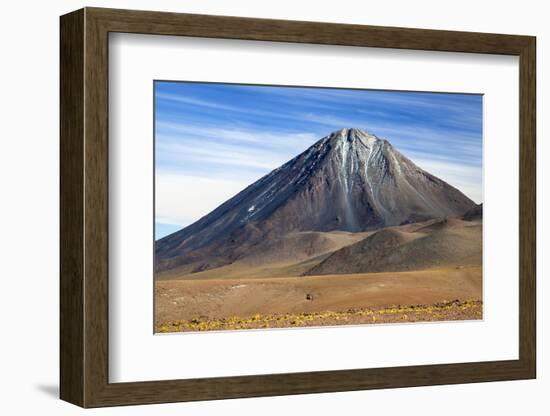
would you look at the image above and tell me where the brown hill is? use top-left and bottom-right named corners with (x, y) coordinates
top-left (304, 220), bottom-right (481, 276)
top-left (157, 230), bottom-right (369, 280)
top-left (238, 230), bottom-right (370, 266)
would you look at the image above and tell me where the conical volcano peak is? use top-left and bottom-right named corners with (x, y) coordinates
top-left (156, 128), bottom-right (476, 274)
top-left (328, 127), bottom-right (382, 149)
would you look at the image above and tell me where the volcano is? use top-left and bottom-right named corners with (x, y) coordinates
top-left (155, 128), bottom-right (476, 275)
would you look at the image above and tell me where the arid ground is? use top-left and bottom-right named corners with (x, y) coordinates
top-left (155, 215), bottom-right (482, 332)
top-left (155, 266), bottom-right (482, 332)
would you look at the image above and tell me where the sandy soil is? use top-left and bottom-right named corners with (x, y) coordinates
top-left (155, 266), bottom-right (482, 329)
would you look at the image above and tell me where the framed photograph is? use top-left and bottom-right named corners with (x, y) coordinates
top-left (60, 7), bottom-right (536, 407)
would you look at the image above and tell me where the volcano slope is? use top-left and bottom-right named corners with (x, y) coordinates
top-left (154, 129), bottom-right (482, 331)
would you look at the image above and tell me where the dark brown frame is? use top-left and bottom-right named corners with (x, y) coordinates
top-left (60, 7), bottom-right (536, 408)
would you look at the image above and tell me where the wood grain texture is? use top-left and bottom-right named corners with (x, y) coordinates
top-left (59, 8), bottom-right (84, 406)
top-left (518, 38), bottom-right (536, 375)
top-left (83, 10), bottom-right (110, 406)
top-left (89, 7), bottom-right (532, 54)
top-left (59, 7), bottom-right (537, 408)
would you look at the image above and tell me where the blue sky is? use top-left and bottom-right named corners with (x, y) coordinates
top-left (155, 81), bottom-right (483, 240)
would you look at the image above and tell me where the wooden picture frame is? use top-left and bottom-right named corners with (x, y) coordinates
top-left (60, 7), bottom-right (536, 408)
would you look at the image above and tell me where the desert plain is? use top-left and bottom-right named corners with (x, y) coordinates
top-left (155, 216), bottom-right (482, 332)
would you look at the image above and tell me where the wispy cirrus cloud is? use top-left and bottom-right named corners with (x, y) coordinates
top-left (157, 136), bottom-right (287, 172)
top-left (155, 122), bottom-right (319, 183)
top-left (156, 120), bottom-right (317, 148)
top-left (156, 92), bottom-right (241, 111)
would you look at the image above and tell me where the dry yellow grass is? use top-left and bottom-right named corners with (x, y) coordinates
top-left (156, 299), bottom-right (482, 333)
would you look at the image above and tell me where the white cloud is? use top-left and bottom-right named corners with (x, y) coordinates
top-left (158, 138), bottom-right (283, 170)
top-left (410, 157), bottom-right (483, 204)
top-left (155, 124), bottom-right (320, 179)
top-left (155, 173), bottom-right (252, 226)
top-left (157, 121), bottom-right (318, 148)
